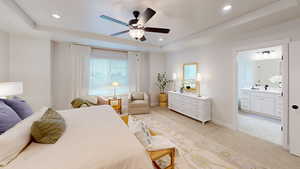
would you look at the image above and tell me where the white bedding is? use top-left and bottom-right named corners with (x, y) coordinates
top-left (4, 105), bottom-right (153, 169)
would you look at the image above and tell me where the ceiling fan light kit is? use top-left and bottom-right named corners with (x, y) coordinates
top-left (100, 8), bottom-right (170, 41)
top-left (129, 28), bottom-right (145, 39)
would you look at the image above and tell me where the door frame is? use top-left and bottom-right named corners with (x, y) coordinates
top-left (233, 38), bottom-right (290, 149)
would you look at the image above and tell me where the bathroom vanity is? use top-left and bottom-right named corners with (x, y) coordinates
top-left (239, 88), bottom-right (282, 119)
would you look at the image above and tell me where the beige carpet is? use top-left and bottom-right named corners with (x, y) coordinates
top-left (133, 109), bottom-right (271, 169)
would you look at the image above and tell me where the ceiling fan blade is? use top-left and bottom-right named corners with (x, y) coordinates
top-left (100, 15), bottom-right (128, 26)
top-left (110, 30), bottom-right (129, 36)
top-left (144, 27), bottom-right (170, 34)
top-left (137, 8), bottom-right (156, 25)
top-left (140, 36), bottom-right (146, 41)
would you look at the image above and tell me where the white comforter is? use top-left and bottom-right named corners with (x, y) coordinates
top-left (5, 106), bottom-right (153, 169)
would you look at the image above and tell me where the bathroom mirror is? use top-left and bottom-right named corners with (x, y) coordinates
top-left (253, 59), bottom-right (282, 88)
top-left (183, 63), bottom-right (198, 90)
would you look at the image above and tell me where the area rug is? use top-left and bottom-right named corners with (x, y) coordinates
top-left (132, 110), bottom-right (270, 169)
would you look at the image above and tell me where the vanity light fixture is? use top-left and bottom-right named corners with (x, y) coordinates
top-left (223, 4), bottom-right (232, 11)
top-left (51, 13), bottom-right (61, 19)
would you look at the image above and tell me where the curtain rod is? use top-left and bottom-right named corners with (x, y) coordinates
top-left (72, 43), bottom-right (135, 53)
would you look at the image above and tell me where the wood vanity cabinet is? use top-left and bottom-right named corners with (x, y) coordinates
top-left (168, 91), bottom-right (211, 125)
top-left (240, 89), bottom-right (282, 119)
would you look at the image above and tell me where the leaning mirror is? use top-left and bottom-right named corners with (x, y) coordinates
top-left (183, 63), bottom-right (198, 90)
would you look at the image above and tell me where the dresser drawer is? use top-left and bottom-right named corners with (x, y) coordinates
top-left (168, 92), bottom-right (211, 124)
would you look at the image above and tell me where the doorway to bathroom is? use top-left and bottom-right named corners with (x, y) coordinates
top-left (235, 44), bottom-right (288, 147)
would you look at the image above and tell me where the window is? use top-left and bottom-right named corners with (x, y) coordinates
top-left (89, 50), bottom-right (129, 96)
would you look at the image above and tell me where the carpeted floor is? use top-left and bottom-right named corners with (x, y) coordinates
top-left (132, 107), bottom-right (300, 169)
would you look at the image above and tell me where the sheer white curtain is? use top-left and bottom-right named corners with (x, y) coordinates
top-left (127, 51), bottom-right (149, 93)
top-left (70, 45), bottom-right (91, 99)
top-left (89, 49), bottom-right (129, 96)
top-left (128, 52), bottom-right (138, 92)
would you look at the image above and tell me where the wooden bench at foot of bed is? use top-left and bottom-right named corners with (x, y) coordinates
top-left (120, 114), bottom-right (175, 169)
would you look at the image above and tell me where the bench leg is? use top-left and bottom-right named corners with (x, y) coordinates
top-left (170, 148), bottom-right (175, 169)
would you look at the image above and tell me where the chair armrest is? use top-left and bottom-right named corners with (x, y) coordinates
top-left (128, 93), bottom-right (132, 103)
top-left (144, 93), bottom-right (149, 102)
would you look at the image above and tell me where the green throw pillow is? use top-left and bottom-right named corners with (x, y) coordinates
top-left (41, 108), bottom-right (64, 121)
top-left (31, 108), bottom-right (66, 144)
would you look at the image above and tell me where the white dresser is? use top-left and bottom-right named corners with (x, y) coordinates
top-left (168, 91), bottom-right (211, 125)
top-left (240, 88), bottom-right (282, 119)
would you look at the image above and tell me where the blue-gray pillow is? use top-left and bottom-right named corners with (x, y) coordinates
top-left (2, 98), bottom-right (33, 120)
top-left (0, 100), bottom-right (21, 134)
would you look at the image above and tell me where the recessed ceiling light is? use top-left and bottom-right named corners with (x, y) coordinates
top-left (159, 38), bottom-right (164, 41)
top-left (51, 14), bottom-right (61, 19)
top-left (223, 5), bottom-right (232, 11)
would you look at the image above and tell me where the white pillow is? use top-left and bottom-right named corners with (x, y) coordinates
top-left (135, 131), bottom-right (152, 148)
top-left (129, 119), bottom-right (152, 148)
top-left (0, 107), bottom-right (47, 167)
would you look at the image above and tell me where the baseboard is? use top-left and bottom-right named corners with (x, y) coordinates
top-left (212, 119), bottom-right (236, 130)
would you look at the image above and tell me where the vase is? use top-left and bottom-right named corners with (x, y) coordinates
top-left (159, 93), bottom-right (168, 107)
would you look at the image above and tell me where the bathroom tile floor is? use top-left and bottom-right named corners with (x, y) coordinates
top-left (237, 111), bottom-right (282, 145)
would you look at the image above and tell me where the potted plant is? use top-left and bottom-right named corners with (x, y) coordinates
top-left (156, 72), bottom-right (172, 107)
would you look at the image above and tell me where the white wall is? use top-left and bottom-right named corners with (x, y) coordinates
top-left (166, 44), bottom-right (235, 127)
top-left (0, 31), bottom-right (9, 82)
top-left (165, 18), bottom-right (300, 129)
top-left (9, 34), bottom-right (51, 111)
top-left (148, 52), bottom-right (167, 106)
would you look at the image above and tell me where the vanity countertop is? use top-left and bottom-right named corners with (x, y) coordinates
top-left (241, 88), bottom-right (282, 95)
top-left (168, 91), bottom-right (210, 100)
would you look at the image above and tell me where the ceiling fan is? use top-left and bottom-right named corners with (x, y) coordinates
top-left (100, 8), bottom-right (170, 41)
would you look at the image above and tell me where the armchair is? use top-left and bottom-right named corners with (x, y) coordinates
top-left (128, 92), bottom-right (150, 115)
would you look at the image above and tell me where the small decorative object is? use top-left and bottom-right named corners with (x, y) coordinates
top-left (156, 72), bottom-right (172, 107)
top-left (186, 86), bottom-right (191, 89)
top-left (111, 82), bottom-right (119, 99)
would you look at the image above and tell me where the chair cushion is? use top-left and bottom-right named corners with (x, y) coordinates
top-left (0, 100), bottom-right (21, 134)
top-left (129, 100), bottom-right (148, 108)
top-left (31, 108), bottom-right (66, 144)
top-left (2, 98), bottom-right (33, 120)
top-left (131, 92), bottom-right (144, 100)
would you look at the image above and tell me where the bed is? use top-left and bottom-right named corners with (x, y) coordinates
top-left (4, 105), bottom-right (154, 169)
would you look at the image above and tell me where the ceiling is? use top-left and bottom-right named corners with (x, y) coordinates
top-left (0, 0), bottom-right (300, 50)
